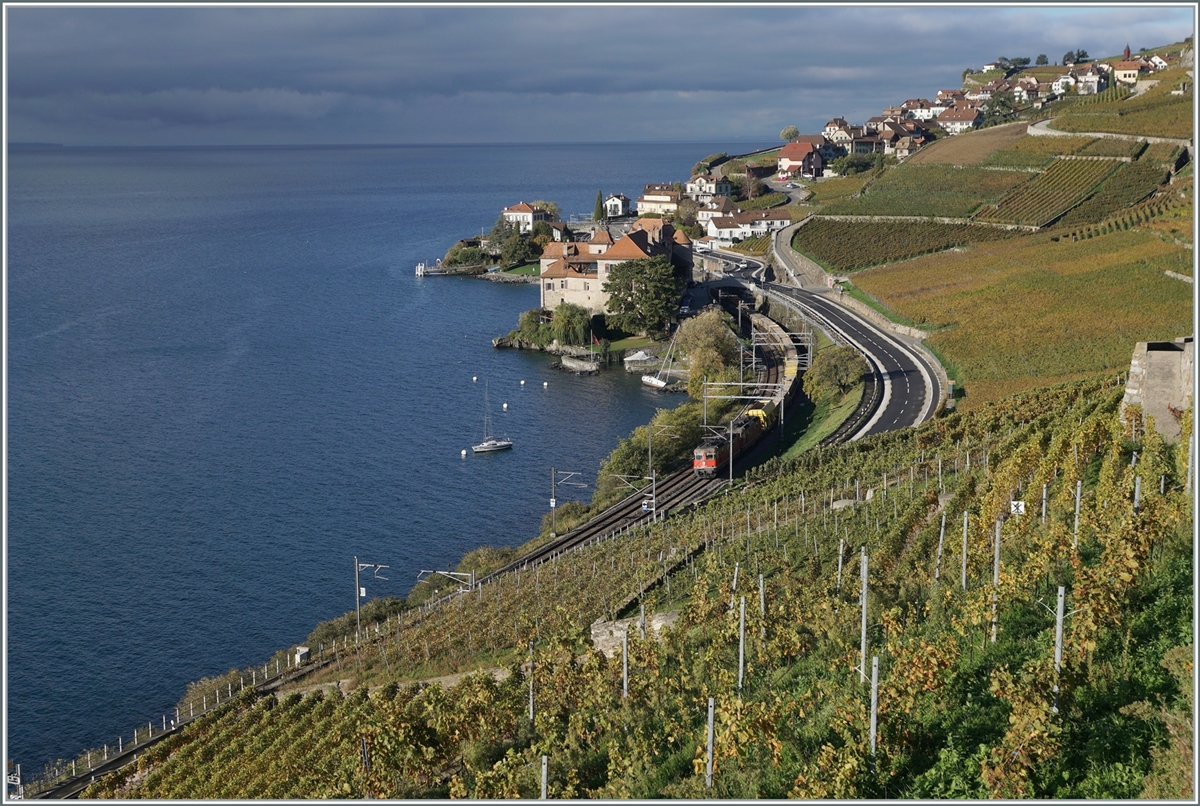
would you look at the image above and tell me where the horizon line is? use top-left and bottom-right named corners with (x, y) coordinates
top-left (7, 138), bottom-right (775, 150)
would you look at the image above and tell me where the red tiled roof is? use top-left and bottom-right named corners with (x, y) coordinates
top-left (779, 141), bottom-right (817, 160)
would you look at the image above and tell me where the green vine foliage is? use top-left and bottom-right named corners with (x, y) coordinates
top-left (81, 375), bottom-right (1191, 799)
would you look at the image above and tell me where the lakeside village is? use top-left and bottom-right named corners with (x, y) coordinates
top-left (419, 45), bottom-right (1189, 381)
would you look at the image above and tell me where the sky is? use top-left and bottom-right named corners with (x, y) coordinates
top-left (4, 3), bottom-right (1195, 147)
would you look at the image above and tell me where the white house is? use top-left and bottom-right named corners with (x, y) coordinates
top-left (604, 193), bottom-right (631, 219)
top-left (705, 209), bottom-right (791, 242)
top-left (502, 201), bottom-right (554, 233)
top-left (937, 106), bottom-right (982, 135)
top-left (684, 174), bottom-right (733, 202)
top-left (635, 184), bottom-right (681, 216)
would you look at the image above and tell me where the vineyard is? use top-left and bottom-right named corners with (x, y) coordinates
top-left (973, 158), bottom-right (1120, 227)
top-left (728, 236), bottom-right (771, 256)
top-left (820, 165), bottom-right (1028, 218)
top-left (851, 229), bottom-right (1192, 405)
top-left (1076, 138), bottom-right (1147, 159)
top-left (805, 173), bottom-right (874, 206)
top-left (982, 134), bottom-right (1096, 169)
top-left (80, 377), bottom-right (1193, 799)
top-left (791, 219), bottom-right (1019, 273)
top-left (1053, 161), bottom-right (1169, 228)
top-left (1050, 69), bottom-right (1194, 140)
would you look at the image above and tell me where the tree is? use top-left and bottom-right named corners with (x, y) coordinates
top-left (550, 302), bottom-right (591, 346)
top-left (780, 125), bottom-right (799, 142)
top-left (1063, 50), bottom-right (1076, 65)
top-left (501, 234), bottom-right (539, 267)
top-left (530, 220), bottom-right (553, 240)
top-left (802, 345), bottom-right (866, 402)
top-left (1075, 48), bottom-right (1089, 61)
top-left (677, 308), bottom-right (739, 367)
top-left (984, 90), bottom-right (1018, 126)
top-left (829, 154), bottom-right (876, 176)
top-left (594, 190), bottom-right (604, 222)
top-left (1009, 57), bottom-right (1031, 69)
top-left (741, 172), bottom-right (766, 200)
top-left (601, 256), bottom-right (683, 336)
top-left (1036, 54), bottom-right (1049, 65)
top-left (672, 198), bottom-right (699, 229)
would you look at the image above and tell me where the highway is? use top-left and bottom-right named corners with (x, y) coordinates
top-left (762, 282), bottom-right (941, 437)
top-left (703, 245), bottom-right (940, 437)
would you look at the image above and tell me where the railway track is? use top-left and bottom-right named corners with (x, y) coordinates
top-left (477, 308), bottom-right (790, 586)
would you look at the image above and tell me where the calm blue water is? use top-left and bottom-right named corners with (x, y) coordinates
top-left (6, 141), bottom-right (761, 769)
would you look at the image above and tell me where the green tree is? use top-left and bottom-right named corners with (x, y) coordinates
top-left (601, 256), bottom-right (683, 336)
top-left (1036, 54), bottom-right (1049, 66)
top-left (672, 198), bottom-right (700, 229)
top-left (490, 215), bottom-right (517, 242)
top-left (802, 345), bottom-right (866, 401)
top-left (1009, 57), bottom-right (1031, 69)
top-left (1063, 50), bottom-right (1076, 65)
top-left (780, 125), bottom-right (799, 142)
top-left (829, 154), bottom-right (877, 176)
top-left (1075, 48), bottom-right (1089, 61)
top-left (984, 90), bottom-right (1018, 126)
top-left (501, 234), bottom-right (539, 267)
top-left (677, 308), bottom-right (740, 366)
top-left (530, 220), bottom-right (553, 240)
top-left (550, 302), bottom-right (590, 346)
top-left (594, 190), bottom-right (604, 221)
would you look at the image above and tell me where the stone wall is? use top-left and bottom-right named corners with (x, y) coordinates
top-left (1121, 337), bottom-right (1194, 442)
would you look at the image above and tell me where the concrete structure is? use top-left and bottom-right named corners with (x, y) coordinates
top-left (1121, 337), bottom-right (1194, 442)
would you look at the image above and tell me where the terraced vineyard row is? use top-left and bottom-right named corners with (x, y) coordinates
top-left (973, 157), bottom-right (1119, 226)
top-left (1054, 161), bottom-right (1169, 227)
top-left (981, 134), bottom-right (1096, 169)
top-left (821, 165), bottom-right (1028, 217)
top-left (80, 376), bottom-right (1193, 799)
top-left (792, 218), bottom-right (1019, 272)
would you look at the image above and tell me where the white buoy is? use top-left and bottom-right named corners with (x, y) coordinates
top-left (461, 449), bottom-right (467, 458)
top-left (502, 402), bottom-right (508, 410)
top-left (520, 379), bottom-right (526, 386)
top-left (472, 376), bottom-right (477, 382)
top-left (543, 381), bottom-right (548, 388)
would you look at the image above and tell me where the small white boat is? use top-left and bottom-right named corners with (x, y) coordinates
top-left (641, 332), bottom-right (679, 390)
top-left (641, 374), bottom-right (669, 389)
top-left (472, 381), bottom-right (513, 453)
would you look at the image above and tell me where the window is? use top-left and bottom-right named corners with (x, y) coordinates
top-left (560, 279), bottom-right (567, 289)
top-left (545, 282), bottom-right (553, 290)
top-left (584, 282), bottom-right (590, 291)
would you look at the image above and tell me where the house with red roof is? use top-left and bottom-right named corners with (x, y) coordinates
top-left (538, 219), bottom-right (692, 315)
top-left (502, 201), bottom-right (554, 233)
top-left (937, 105), bottom-right (983, 135)
top-left (777, 140), bottom-right (824, 179)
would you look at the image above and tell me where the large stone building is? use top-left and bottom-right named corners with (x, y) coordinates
top-left (538, 219), bottom-right (693, 315)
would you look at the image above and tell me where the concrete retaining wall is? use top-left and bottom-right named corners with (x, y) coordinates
top-left (1121, 337), bottom-right (1194, 442)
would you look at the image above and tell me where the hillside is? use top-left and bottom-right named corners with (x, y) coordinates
top-left (81, 377), bottom-right (1193, 798)
top-left (791, 83), bottom-right (1192, 409)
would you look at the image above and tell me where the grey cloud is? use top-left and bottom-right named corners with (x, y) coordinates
top-left (6, 5), bottom-right (1193, 146)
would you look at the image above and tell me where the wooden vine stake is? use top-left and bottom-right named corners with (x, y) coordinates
top-left (738, 596), bottom-right (746, 696)
top-left (934, 511), bottom-right (946, 584)
top-left (705, 697), bottom-right (715, 789)
top-left (860, 548), bottom-right (869, 685)
top-left (990, 520), bottom-right (1001, 644)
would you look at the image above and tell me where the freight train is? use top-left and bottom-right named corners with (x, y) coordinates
top-left (693, 312), bottom-right (800, 477)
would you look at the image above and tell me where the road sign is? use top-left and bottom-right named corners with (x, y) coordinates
top-left (1010, 501), bottom-right (1026, 515)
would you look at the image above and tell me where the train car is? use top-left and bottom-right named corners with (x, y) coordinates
top-left (746, 398), bottom-right (777, 427)
top-left (693, 312), bottom-right (800, 477)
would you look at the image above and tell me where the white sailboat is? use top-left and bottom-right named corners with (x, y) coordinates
top-left (641, 333), bottom-right (678, 390)
top-left (472, 380), bottom-right (513, 453)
